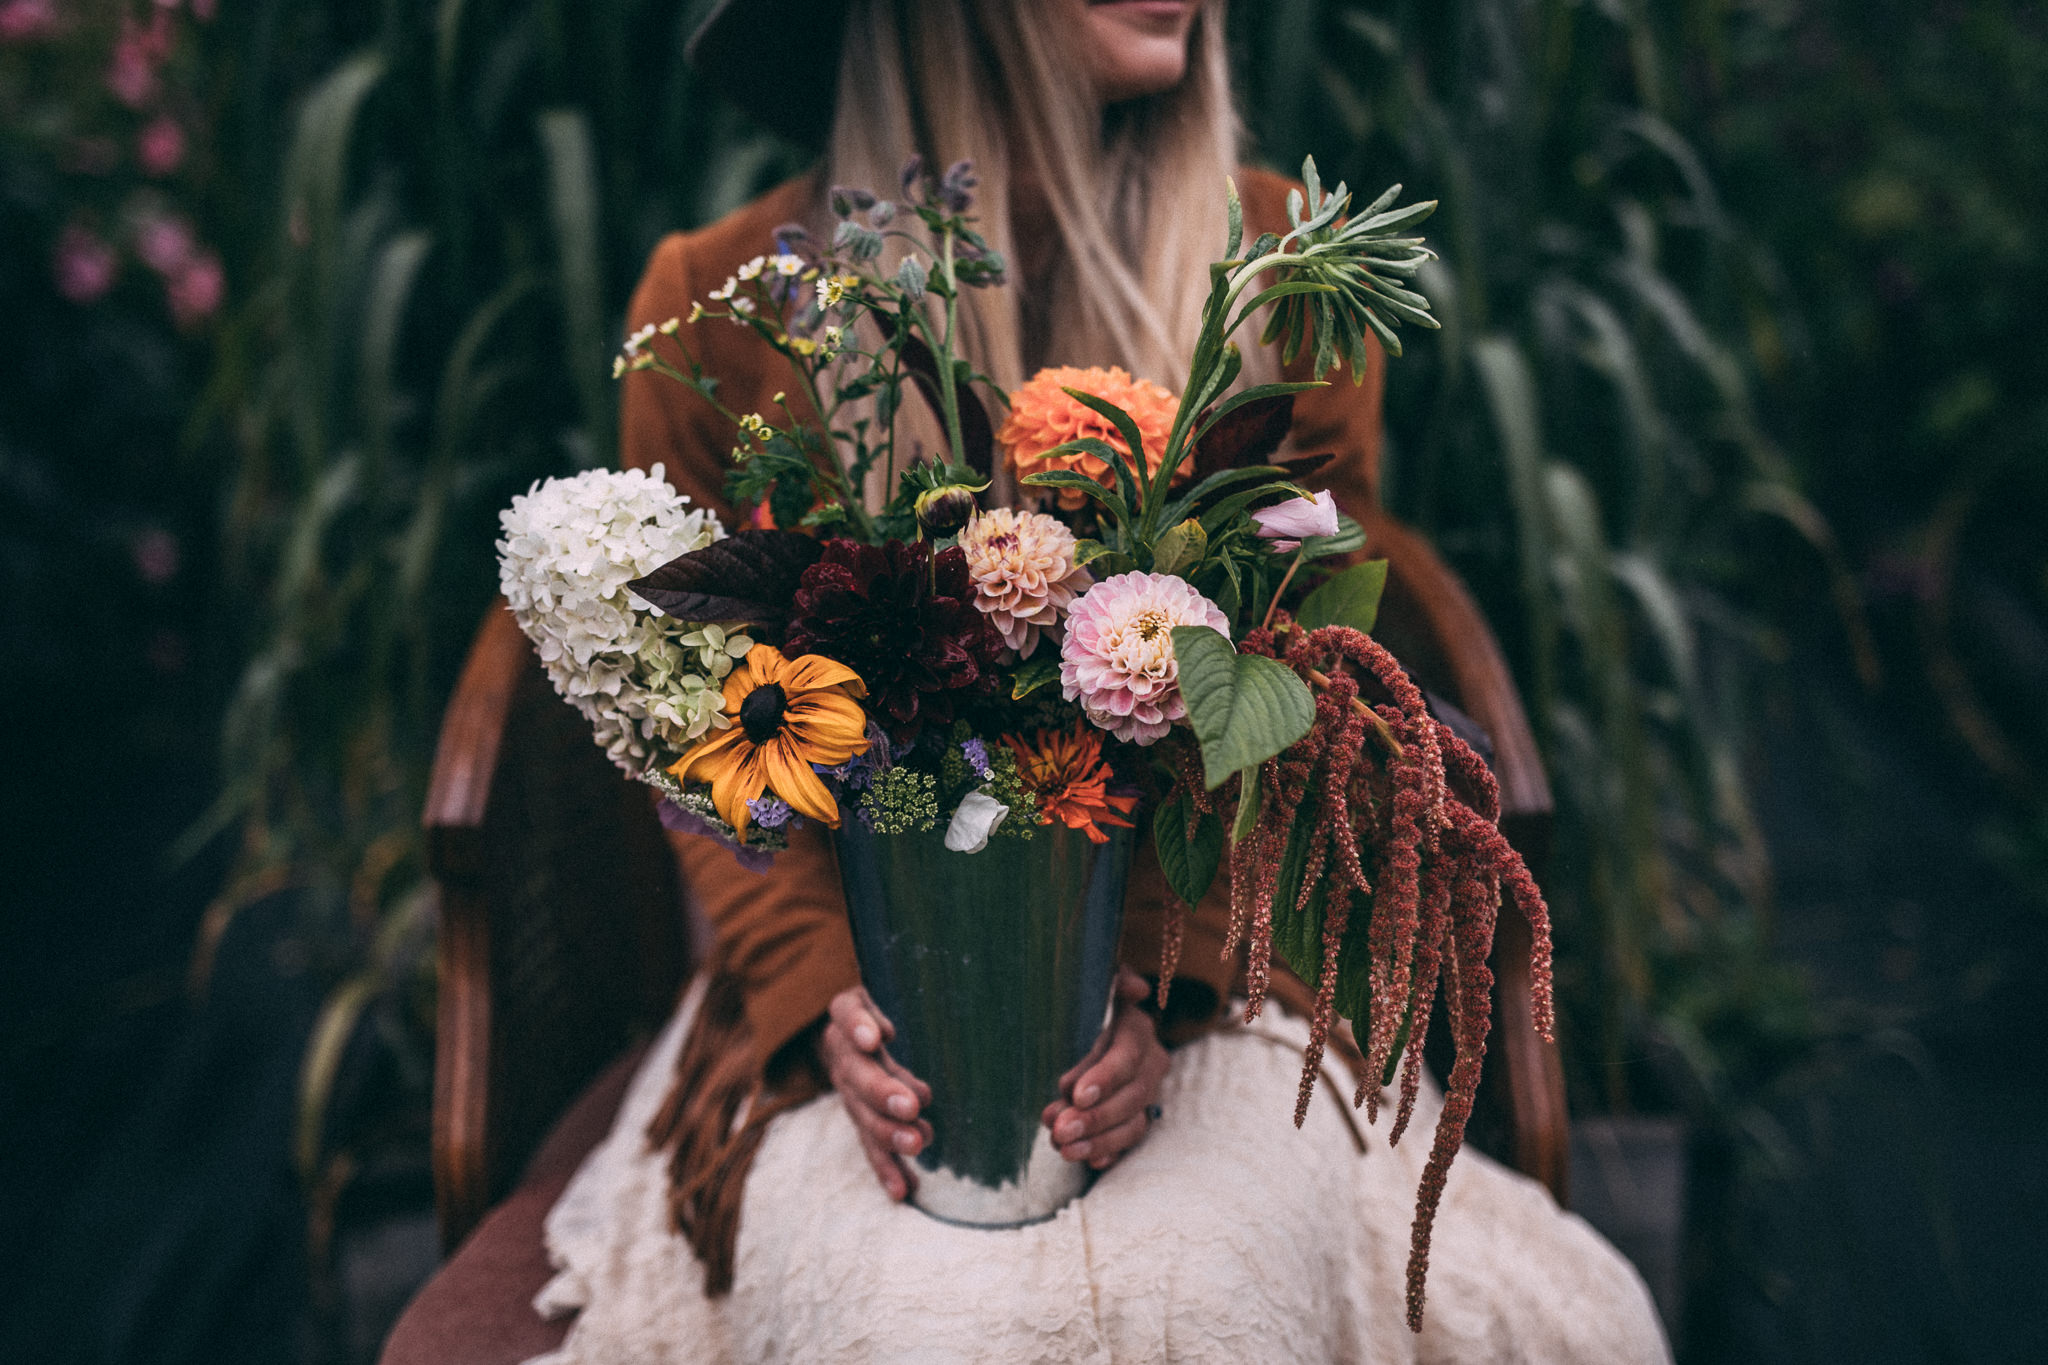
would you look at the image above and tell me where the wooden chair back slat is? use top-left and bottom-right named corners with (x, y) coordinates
top-left (427, 605), bottom-right (688, 1251)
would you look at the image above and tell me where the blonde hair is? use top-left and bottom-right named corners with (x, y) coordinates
top-left (827, 0), bottom-right (1248, 400)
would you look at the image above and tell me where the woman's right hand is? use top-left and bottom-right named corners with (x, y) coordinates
top-left (817, 985), bottom-right (933, 1200)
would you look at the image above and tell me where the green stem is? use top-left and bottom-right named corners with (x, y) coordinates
top-left (1261, 548), bottom-right (1307, 633)
top-left (935, 228), bottom-right (968, 468)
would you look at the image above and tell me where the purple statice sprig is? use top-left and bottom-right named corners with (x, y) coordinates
top-left (962, 737), bottom-right (993, 782)
top-left (746, 795), bottom-right (801, 832)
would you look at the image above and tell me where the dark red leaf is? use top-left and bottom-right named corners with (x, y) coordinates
top-left (625, 529), bottom-right (824, 628)
top-left (1276, 452), bottom-right (1335, 482)
top-left (1191, 392), bottom-right (1296, 478)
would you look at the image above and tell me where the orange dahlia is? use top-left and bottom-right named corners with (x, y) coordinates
top-left (668, 644), bottom-right (870, 835)
top-left (997, 365), bottom-right (1183, 511)
top-left (1004, 723), bottom-right (1139, 844)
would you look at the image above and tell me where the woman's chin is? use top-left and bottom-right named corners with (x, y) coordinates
top-left (1083, 1), bottom-right (1196, 102)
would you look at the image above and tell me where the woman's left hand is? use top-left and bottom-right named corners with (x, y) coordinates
top-left (1041, 967), bottom-right (1170, 1170)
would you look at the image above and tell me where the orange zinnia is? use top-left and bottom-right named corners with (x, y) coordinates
top-left (997, 366), bottom-right (1183, 511)
top-left (1004, 724), bottom-right (1139, 844)
top-left (669, 644), bottom-right (870, 835)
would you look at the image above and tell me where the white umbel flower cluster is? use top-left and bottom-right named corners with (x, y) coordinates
top-left (497, 465), bottom-right (750, 772)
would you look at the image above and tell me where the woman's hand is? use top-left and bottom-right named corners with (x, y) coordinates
top-left (817, 985), bottom-right (933, 1200)
top-left (1041, 968), bottom-right (1170, 1171)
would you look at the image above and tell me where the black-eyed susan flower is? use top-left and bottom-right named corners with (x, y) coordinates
top-left (668, 644), bottom-right (870, 835)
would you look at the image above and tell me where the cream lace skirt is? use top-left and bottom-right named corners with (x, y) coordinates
top-left (528, 981), bottom-right (1669, 1364)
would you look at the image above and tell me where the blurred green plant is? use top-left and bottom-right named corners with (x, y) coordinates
top-left (1237, 0), bottom-right (1863, 1117)
top-left (180, 0), bottom-right (808, 1232)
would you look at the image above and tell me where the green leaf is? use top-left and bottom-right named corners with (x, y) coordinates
top-left (1020, 471), bottom-right (1131, 524)
top-left (1295, 559), bottom-right (1389, 633)
top-left (1045, 436), bottom-right (1141, 516)
top-left (1268, 812), bottom-right (1326, 984)
top-left (1151, 520), bottom-right (1208, 578)
top-left (1153, 792), bottom-right (1225, 907)
top-left (1172, 627), bottom-right (1317, 789)
top-left (1224, 175), bottom-right (1244, 260)
top-left (1010, 654), bottom-right (1061, 700)
top-left (1089, 550), bottom-right (1140, 577)
top-left (1162, 464), bottom-right (1301, 527)
top-left (1296, 514), bottom-right (1368, 561)
top-left (1230, 765), bottom-right (1261, 841)
top-left (1072, 538), bottom-right (1116, 567)
top-left (1060, 389), bottom-right (1149, 498)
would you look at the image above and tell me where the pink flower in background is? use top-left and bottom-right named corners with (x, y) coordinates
top-left (55, 225), bottom-right (118, 303)
top-left (106, 11), bottom-right (174, 108)
top-left (191, 0), bottom-right (217, 20)
top-left (137, 117), bottom-right (186, 176)
top-left (0, 0), bottom-right (58, 42)
top-left (1059, 571), bottom-right (1230, 745)
top-left (133, 529), bottom-right (182, 585)
top-left (135, 213), bottom-right (196, 275)
top-left (1250, 488), bottom-right (1340, 552)
top-left (168, 251), bottom-right (224, 326)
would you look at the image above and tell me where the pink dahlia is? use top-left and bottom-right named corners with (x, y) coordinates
top-left (958, 508), bottom-right (1092, 659)
top-left (1060, 572), bottom-right (1229, 745)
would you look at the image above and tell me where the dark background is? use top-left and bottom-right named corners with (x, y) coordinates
top-left (3, 1), bottom-right (2044, 1361)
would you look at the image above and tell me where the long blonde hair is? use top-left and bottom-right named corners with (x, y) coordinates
top-left (827, 0), bottom-right (1244, 397)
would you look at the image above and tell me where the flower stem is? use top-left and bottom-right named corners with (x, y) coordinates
top-left (1261, 549), bottom-right (1308, 633)
top-left (935, 228), bottom-right (968, 467)
top-left (1302, 665), bottom-right (1406, 757)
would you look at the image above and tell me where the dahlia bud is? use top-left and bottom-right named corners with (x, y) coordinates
top-left (914, 483), bottom-right (980, 537)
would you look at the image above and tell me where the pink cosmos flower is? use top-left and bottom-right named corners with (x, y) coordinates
top-left (1059, 571), bottom-right (1229, 745)
top-left (1250, 488), bottom-right (1340, 552)
top-left (168, 251), bottom-right (224, 326)
top-left (135, 213), bottom-right (195, 276)
top-left (137, 117), bottom-right (187, 177)
top-left (55, 225), bottom-right (118, 303)
top-left (957, 507), bottom-right (1092, 659)
top-left (0, 0), bottom-right (58, 42)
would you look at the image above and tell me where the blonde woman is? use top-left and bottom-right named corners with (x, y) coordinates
top-left (526, 2), bottom-right (1670, 1360)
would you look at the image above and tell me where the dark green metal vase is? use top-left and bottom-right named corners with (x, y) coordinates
top-left (832, 820), bottom-right (1134, 1226)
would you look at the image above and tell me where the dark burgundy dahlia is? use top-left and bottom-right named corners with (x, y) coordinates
top-left (785, 539), bottom-right (1003, 741)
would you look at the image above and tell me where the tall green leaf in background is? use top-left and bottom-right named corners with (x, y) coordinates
top-left (1235, 0), bottom-right (1842, 1115)
top-left (187, 0), bottom-right (810, 1231)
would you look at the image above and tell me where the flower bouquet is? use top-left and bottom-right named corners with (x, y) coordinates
top-left (499, 157), bottom-right (1556, 1327)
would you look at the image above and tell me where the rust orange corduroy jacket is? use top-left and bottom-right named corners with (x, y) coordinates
top-left (620, 168), bottom-right (1394, 1077)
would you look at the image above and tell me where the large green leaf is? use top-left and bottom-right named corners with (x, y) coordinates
top-left (1153, 792), bottom-right (1225, 907)
top-left (1295, 558), bottom-right (1389, 633)
top-left (1172, 626), bottom-right (1317, 789)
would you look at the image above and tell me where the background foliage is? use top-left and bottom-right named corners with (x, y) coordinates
top-left (6, 0), bottom-right (2044, 1361)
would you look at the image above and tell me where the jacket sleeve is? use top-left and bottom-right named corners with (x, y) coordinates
top-left (621, 230), bottom-right (861, 1069)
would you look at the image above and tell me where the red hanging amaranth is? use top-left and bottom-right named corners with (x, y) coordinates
top-left (1200, 618), bottom-right (1558, 1333)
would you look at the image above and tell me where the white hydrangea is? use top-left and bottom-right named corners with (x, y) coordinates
top-left (497, 465), bottom-right (750, 772)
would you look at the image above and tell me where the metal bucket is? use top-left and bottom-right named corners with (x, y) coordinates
top-left (832, 820), bottom-right (1134, 1226)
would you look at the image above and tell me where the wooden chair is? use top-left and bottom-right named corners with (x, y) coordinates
top-left (380, 519), bottom-right (1568, 1365)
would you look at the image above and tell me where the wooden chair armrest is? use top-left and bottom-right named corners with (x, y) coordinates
top-left (1366, 514), bottom-right (1571, 1206)
top-left (424, 602), bottom-right (530, 1250)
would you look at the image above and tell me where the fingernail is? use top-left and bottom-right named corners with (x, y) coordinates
top-left (893, 1129), bottom-right (919, 1152)
top-left (1068, 1140), bottom-right (1091, 1159)
top-left (855, 1025), bottom-right (878, 1049)
top-left (887, 1093), bottom-right (916, 1120)
top-left (1056, 1120), bottom-right (1083, 1142)
top-left (1077, 1084), bottom-right (1100, 1107)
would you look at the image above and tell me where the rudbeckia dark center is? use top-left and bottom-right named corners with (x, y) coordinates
top-left (739, 683), bottom-right (789, 744)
